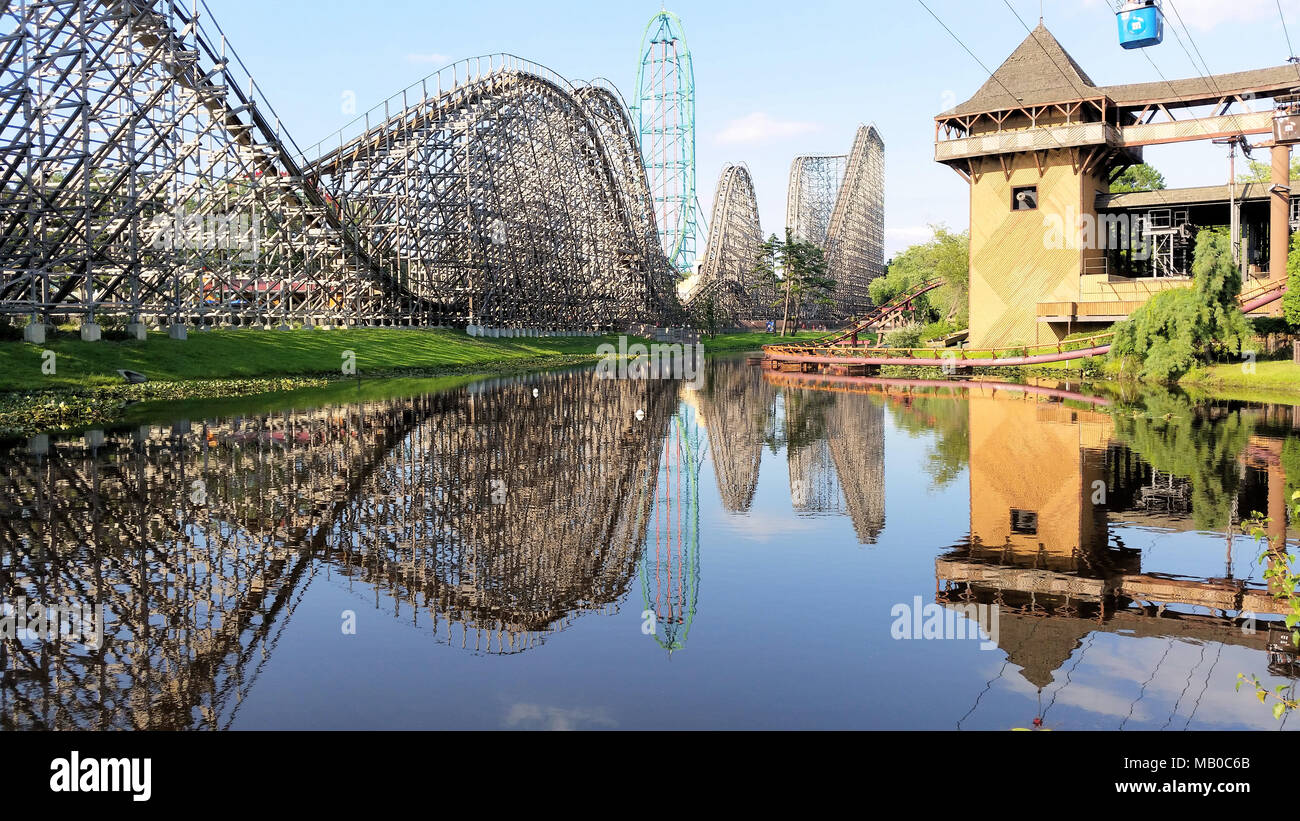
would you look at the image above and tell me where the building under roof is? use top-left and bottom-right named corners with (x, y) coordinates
top-left (934, 23), bottom-right (1298, 348)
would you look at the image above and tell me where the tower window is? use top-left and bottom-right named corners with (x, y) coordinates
top-left (1010, 509), bottom-right (1038, 535)
top-left (1012, 186), bottom-right (1038, 211)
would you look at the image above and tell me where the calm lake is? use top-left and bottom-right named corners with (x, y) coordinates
top-left (2, 355), bottom-right (1298, 730)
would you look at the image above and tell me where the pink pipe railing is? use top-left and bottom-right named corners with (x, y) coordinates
top-left (765, 344), bottom-right (1112, 369)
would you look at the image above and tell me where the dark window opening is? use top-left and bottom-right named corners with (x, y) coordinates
top-left (1010, 509), bottom-right (1038, 535)
top-left (1012, 186), bottom-right (1038, 211)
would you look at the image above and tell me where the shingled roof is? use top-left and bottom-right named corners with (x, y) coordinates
top-left (1101, 64), bottom-right (1300, 107)
top-left (1097, 183), bottom-right (1271, 211)
top-left (943, 23), bottom-right (1101, 117)
top-left (942, 22), bottom-right (1300, 119)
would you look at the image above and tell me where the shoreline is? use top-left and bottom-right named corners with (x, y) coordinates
top-left (7, 327), bottom-right (1300, 437)
top-left (0, 329), bottom-right (823, 435)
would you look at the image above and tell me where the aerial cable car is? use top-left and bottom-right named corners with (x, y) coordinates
top-left (1117, 0), bottom-right (1164, 50)
top-left (1275, 90), bottom-right (1300, 146)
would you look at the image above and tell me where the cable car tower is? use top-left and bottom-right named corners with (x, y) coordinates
top-left (1117, 1), bottom-right (1164, 49)
top-left (634, 10), bottom-right (699, 274)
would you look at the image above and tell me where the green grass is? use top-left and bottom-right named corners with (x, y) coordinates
top-left (700, 330), bottom-right (831, 352)
top-left (118, 373), bottom-right (488, 427)
top-left (1180, 360), bottom-right (1300, 396)
top-left (0, 327), bottom-right (632, 390)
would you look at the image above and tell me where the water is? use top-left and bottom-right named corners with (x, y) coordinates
top-left (1, 356), bottom-right (1297, 730)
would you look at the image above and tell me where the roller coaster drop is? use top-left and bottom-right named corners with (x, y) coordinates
top-left (0, 1), bottom-right (678, 332)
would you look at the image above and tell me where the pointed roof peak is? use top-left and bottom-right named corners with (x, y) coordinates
top-left (943, 24), bottom-right (1099, 117)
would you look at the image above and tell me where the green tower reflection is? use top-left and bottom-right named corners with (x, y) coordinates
top-left (640, 402), bottom-right (704, 654)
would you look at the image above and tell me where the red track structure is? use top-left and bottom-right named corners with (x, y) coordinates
top-left (813, 277), bottom-right (945, 346)
top-left (764, 278), bottom-right (1289, 372)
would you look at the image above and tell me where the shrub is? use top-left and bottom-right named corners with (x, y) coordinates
top-left (883, 324), bottom-right (923, 349)
top-left (1110, 229), bottom-right (1250, 382)
top-left (920, 320), bottom-right (957, 343)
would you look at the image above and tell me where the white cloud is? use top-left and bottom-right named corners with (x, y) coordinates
top-left (504, 703), bottom-right (617, 731)
top-left (720, 509), bottom-right (822, 543)
top-left (406, 53), bottom-right (452, 65)
top-left (1159, 0), bottom-right (1290, 30)
top-left (1082, 0), bottom-right (1295, 30)
top-left (714, 112), bottom-right (819, 145)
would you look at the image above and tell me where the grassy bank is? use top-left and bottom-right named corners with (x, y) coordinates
top-left (1178, 360), bottom-right (1300, 401)
top-left (700, 330), bottom-right (829, 352)
top-left (116, 373), bottom-right (487, 429)
top-left (0, 327), bottom-right (634, 390)
top-left (0, 327), bottom-right (645, 435)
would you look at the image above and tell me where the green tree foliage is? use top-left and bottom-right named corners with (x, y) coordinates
top-left (699, 296), bottom-right (719, 340)
top-left (1109, 163), bottom-right (1166, 193)
top-left (882, 324), bottom-right (923, 348)
top-left (1239, 157), bottom-right (1300, 184)
top-left (764, 385), bottom-right (835, 453)
top-left (1110, 392), bottom-right (1254, 532)
top-left (870, 225), bottom-right (969, 326)
top-left (1283, 437), bottom-right (1300, 509)
top-left (1110, 228), bottom-right (1251, 382)
top-left (883, 394), bottom-right (970, 490)
top-left (1283, 232), bottom-right (1300, 328)
top-left (752, 228), bottom-right (834, 335)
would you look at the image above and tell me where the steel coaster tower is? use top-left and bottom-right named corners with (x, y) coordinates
top-left (633, 10), bottom-right (698, 275)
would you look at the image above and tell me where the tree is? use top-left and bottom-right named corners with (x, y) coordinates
top-left (1110, 228), bottom-right (1251, 382)
top-left (700, 295), bottom-right (719, 340)
top-left (1283, 231), bottom-right (1300, 328)
top-left (1239, 157), bottom-right (1300, 184)
top-left (1112, 391), bottom-right (1253, 531)
top-left (752, 228), bottom-right (834, 336)
top-left (1110, 163), bottom-right (1166, 193)
top-left (884, 394), bottom-right (971, 489)
top-left (870, 225), bottom-right (969, 326)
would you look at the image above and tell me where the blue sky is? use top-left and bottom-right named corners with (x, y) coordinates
top-left (205, 0), bottom-right (1300, 257)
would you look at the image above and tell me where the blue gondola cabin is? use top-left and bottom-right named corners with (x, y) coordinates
top-left (1117, 1), bottom-right (1163, 50)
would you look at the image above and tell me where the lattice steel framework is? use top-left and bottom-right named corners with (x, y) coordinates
top-left (825, 390), bottom-right (885, 544)
top-left (633, 10), bottom-right (697, 274)
top-left (305, 62), bottom-right (677, 328)
top-left (785, 125), bottom-right (886, 319)
top-left (680, 162), bottom-right (774, 320)
top-left (0, 1), bottom-right (675, 329)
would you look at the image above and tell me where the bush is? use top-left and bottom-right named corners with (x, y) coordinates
top-left (883, 324), bottom-right (924, 348)
top-left (920, 320), bottom-right (957, 343)
top-left (1283, 232), bottom-right (1300, 328)
top-left (1252, 316), bottom-right (1290, 336)
top-left (1110, 229), bottom-right (1250, 382)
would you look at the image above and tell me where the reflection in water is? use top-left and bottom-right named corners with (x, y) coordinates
top-left (693, 358), bottom-right (772, 513)
top-left (0, 372), bottom-right (678, 728)
top-left (767, 371), bottom-right (1299, 723)
top-left (638, 406), bottom-right (704, 654)
top-left (760, 369), bottom-right (887, 543)
top-left (1, 357), bottom-right (1297, 730)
